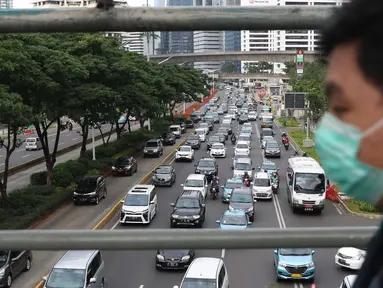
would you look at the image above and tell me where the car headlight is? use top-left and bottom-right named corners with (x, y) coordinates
top-left (181, 255), bottom-right (191, 261)
top-left (89, 192), bottom-right (96, 196)
top-left (156, 254), bottom-right (165, 261)
top-left (195, 169), bottom-right (200, 173)
top-left (192, 215), bottom-right (200, 219)
top-left (265, 150), bottom-right (271, 153)
top-left (144, 150), bottom-right (148, 153)
top-left (142, 209), bottom-right (149, 214)
top-left (307, 262), bottom-right (315, 268)
top-left (0, 268), bottom-right (5, 277)
top-left (319, 200), bottom-right (325, 204)
top-left (153, 149), bottom-right (158, 152)
top-left (112, 166), bottom-right (117, 170)
top-left (73, 192), bottom-right (79, 196)
top-left (125, 165), bottom-right (131, 170)
top-left (172, 215), bottom-right (179, 219)
top-left (354, 253), bottom-right (362, 260)
top-left (278, 262), bottom-right (288, 267)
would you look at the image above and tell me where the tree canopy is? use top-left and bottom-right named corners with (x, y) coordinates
top-left (0, 33), bottom-right (208, 199)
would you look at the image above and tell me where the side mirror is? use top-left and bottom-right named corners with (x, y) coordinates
top-left (42, 276), bottom-right (47, 281)
top-left (216, 220), bottom-right (220, 224)
top-left (150, 201), bottom-right (155, 205)
top-left (180, 184), bottom-right (184, 187)
top-left (248, 221), bottom-right (252, 225)
top-left (231, 166), bottom-right (234, 170)
top-left (252, 167), bottom-right (255, 170)
top-left (279, 145), bottom-right (282, 148)
top-left (253, 199), bottom-right (257, 203)
top-left (221, 185), bottom-right (224, 188)
top-left (89, 278), bottom-right (97, 284)
top-left (201, 203), bottom-right (206, 207)
top-left (273, 249), bottom-right (277, 254)
top-left (258, 166), bottom-right (260, 169)
top-left (194, 164), bottom-right (197, 167)
top-left (205, 185), bottom-right (208, 188)
top-left (327, 180), bottom-right (330, 185)
top-left (120, 199), bottom-right (124, 204)
top-left (170, 202), bottom-right (175, 207)
top-left (312, 250), bottom-right (315, 255)
top-left (173, 286), bottom-right (179, 288)
top-left (250, 182), bottom-right (253, 185)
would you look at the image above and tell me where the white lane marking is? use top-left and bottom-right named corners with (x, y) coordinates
top-left (110, 220), bottom-right (120, 230)
top-left (58, 142), bottom-right (64, 146)
top-left (139, 285), bottom-right (144, 288)
top-left (221, 249), bottom-right (225, 258)
top-left (332, 203), bottom-right (343, 215)
top-left (72, 137), bottom-right (78, 141)
top-left (299, 283), bottom-right (304, 288)
top-left (294, 283), bottom-right (299, 288)
top-left (254, 122), bottom-right (260, 140)
top-left (0, 163), bottom-right (4, 167)
top-left (15, 149), bottom-right (24, 153)
top-left (21, 154), bottom-right (30, 159)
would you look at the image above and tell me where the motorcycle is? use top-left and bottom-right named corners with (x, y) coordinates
top-left (243, 179), bottom-right (250, 187)
top-left (231, 136), bottom-right (236, 145)
top-left (283, 141), bottom-right (289, 150)
top-left (271, 181), bottom-right (279, 194)
top-left (294, 150), bottom-right (299, 156)
top-left (210, 185), bottom-right (219, 200)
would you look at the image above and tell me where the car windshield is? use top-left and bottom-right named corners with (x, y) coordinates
top-left (184, 179), bottom-right (204, 187)
top-left (218, 128), bottom-right (227, 133)
top-left (176, 198), bottom-right (200, 209)
top-left (169, 127), bottom-right (179, 132)
top-left (236, 144), bottom-right (248, 149)
top-left (155, 167), bottom-right (171, 174)
top-left (46, 268), bottom-right (85, 288)
top-left (294, 173), bottom-right (326, 194)
top-left (198, 160), bottom-right (214, 167)
top-left (238, 136), bottom-right (250, 141)
top-left (145, 141), bottom-right (158, 147)
top-left (209, 136), bottom-right (220, 142)
top-left (261, 163), bottom-right (276, 170)
top-left (221, 214), bottom-right (247, 226)
top-left (225, 181), bottom-right (243, 189)
top-left (242, 127), bottom-right (251, 131)
top-left (187, 135), bottom-right (199, 140)
top-left (179, 147), bottom-right (191, 152)
top-left (254, 178), bottom-right (270, 187)
top-left (279, 248), bottom-right (311, 256)
top-left (77, 179), bottom-right (97, 191)
top-left (124, 194), bottom-right (148, 206)
top-left (212, 144), bottom-right (224, 149)
top-left (196, 130), bottom-right (205, 135)
top-left (200, 123), bottom-right (208, 128)
top-left (0, 251), bottom-right (8, 267)
top-left (266, 142), bottom-right (279, 149)
top-left (235, 163), bottom-right (251, 171)
top-left (181, 278), bottom-right (216, 288)
top-left (115, 158), bottom-right (129, 166)
top-left (231, 192), bottom-right (252, 203)
top-left (262, 130), bottom-right (273, 137)
top-left (26, 138), bottom-right (36, 143)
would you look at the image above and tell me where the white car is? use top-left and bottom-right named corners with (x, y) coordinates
top-left (335, 247), bottom-right (366, 270)
top-left (227, 113), bottom-right (236, 120)
top-left (339, 275), bottom-right (357, 288)
top-left (237, 134), bottom-right (251, 147)
top-left (234, 141), bottom-right (250, 155)
top-left (210, 143), bottom-right (226, 158)
top-left (248, 112), bottom-right (257, 121)
top-left (175, 146), bottom-right (195, 162)
top-left (198, 123), bottom-right (210, 134)
top-left (195, 128), bottom-right (206, 142)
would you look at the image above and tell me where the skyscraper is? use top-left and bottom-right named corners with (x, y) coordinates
top-left (223, 0), bottom-right (241, 72)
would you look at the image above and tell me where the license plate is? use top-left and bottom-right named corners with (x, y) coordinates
top-left (168, 263), bottom-right (178, 267)
top-left (338, 259), bottom-right (347, 265)
top-left (305, 205), bottom-right (312, 208)
top-left (291, 274), bottom-right (302, 278)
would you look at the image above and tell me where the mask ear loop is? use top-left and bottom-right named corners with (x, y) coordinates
top-left (361, 117), bottom-right (383, 139)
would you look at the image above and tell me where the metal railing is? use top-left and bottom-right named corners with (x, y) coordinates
top-left (0, 4), bottom-right (370, 250)
top-left (0, 227), bottom-right (376, 250)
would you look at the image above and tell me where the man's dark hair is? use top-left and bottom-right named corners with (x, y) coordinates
top-left (321, 0), bottom-right (383, 88)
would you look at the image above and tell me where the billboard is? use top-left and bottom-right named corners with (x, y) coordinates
top-left (284, 92), bottom-right (307, 109)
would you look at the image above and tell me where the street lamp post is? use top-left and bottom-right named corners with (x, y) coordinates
top-left (92, 126), bottom-right (96, 160)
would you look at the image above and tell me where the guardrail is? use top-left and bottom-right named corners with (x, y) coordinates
top-left (0, 227), bottom-right (376, 250)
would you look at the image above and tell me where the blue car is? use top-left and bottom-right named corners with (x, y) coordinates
top-left (221, 178), bottom-right (243, 202)
top-left (274, 248), bottom-right (316, 281)
top-left (216, 210), bottom-right (250, 230)
top-left (258, 160), bottom-right (279, 178)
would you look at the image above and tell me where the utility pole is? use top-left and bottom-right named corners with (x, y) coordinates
top-left (146, 0), bottom-right (151, 131)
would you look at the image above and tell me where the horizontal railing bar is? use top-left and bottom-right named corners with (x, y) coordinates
top-left (0, 227), bottom-right (376, 250)
top-left (0, 6), bottom-right (337, 33)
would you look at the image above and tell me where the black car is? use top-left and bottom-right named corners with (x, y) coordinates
top-left (217, 127), bottom-right (229, 140)
top-left (221, 123), bottom-right (232, 135)
top-left (112, 156), bottom-right (138, 176)
top-left (161, 132), bottom-right (176, 145)
top-left (170, 190), bottom-right (206, 228)
top-left (73, 175), bottom-right (107, 205)
top-left (152, 165), bottom-right (176, 186)
top-left (185, 119), bottom-right (195, 128)
top-left (229, 187), bottom-right (255, 221)
top-left (204, 119), bottom-right (214, 131)
top-left (190, 112), bottom-right (202, 123)
top-left (194, 158), bottom-right (218, 181)
top-left (264, 140), bottom-right (281, 158)
top-left (185, 134), bottom-right (201, 149)
top-left (207, 135), bottom-right (221, 150)
top-left (236, 101), bottom-right (243, 108)
top-left (0, 250), bottom-right (33, 288)
top-left (215, 133), bottom-right (226, 144)
top-left (239, 115), bottom-right (249, 124)
top-left (260, 128), bottom-right (275, 141)
top-left (156, 249), bottom-right (195, 270)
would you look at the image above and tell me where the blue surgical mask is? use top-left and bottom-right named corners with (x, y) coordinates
top-left (315, 113), bottom-right (383, 205)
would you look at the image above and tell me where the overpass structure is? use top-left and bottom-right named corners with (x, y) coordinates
top-left (152, 51), bottom-right (320, 64)
top-left (219, 73), bottom-right (289, 80)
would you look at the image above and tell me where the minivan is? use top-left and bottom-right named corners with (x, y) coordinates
top-left (169, 125), bottom-right (182, 138)
top-left (174, 257), bottom-right (229, 288)
top-left (25, 137), bottom-right (42, 151)
top-left (43, 250), bottom-right (105, 288)
top-left (143, 139), bottom-right (163, 158)
top-left (252, 172), bottom-right (272, 200)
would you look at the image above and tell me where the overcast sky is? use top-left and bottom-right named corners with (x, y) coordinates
top-left (13, 0), bottom-right (153, 8)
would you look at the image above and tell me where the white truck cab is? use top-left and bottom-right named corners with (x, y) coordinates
top-left (286, 157), bottom-right (328, 214)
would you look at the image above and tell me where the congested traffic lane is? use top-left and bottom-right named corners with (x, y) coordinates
top-left (0, 123), bottom-right (123, 170)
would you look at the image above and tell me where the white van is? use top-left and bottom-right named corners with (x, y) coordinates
top-left (25, 137), bottom-right (42, 151)
top-left (252, 172), bottom-right (272, 200)
top-left (195, 128), bottom-right (206, 142)
top-left (286, 157), bottom-right (327, 214)
top-left (174, 257), bottom-right (229, 288)
top-left (169, 125), bottom-right (182, 138)
top-left (181, 174), bottom-right (208, 198)
top-left (120, 185), bottom-right (157, 224)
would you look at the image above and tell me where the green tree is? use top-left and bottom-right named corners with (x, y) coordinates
top-left (0, 86), bottom-right (32, 204)
top-left (220, 61), bottom-right (237, 73)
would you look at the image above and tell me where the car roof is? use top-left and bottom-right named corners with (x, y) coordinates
top-left (180, 190), bottom-right (201, 198)
top-left (156, 165), bottom-right (172, 169)
top-left (254, 172), bottom-right (269, 179)
top-left (266, 140), bottom-right (278, 145)
top-left (185, 257), bottom-right (223, 279)
top-left (236, 141), bottom-right (249, 145)
top-left (179, 145), bottom-right (192, 149)
top-left (186, 174), bottom-right (205, 180)
top-left (226, 178), bottom-right (243, 183)
top-left (232, 187), bottom-right (252, 194)
top-left (236, 158), bottom-right (251, 164)
top-left (55, 250), bottom-right (96, 269)
top-left (128, 185), bottom-right (154, 195)
top-left (212, 142), bottom-right (224, 146)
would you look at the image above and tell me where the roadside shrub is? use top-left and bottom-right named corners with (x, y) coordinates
top-left (112, 148), bottom-right (136, 159)
top-left (30, 171), bottom-right (48, 185)
top-left (52, 168), bottom-right (74, 188)
top-left (62, 160), bottom-right (88, 178)
top-left (87, 169), bottom-right (101, 175)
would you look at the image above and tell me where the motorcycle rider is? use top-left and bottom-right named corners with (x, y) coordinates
top-left (302, 152), bottom-right (308, 157)
top-left (271, 171), bottom-right (279, 186)
top-left (281, 132), bottom-right (289, 144)
top-left (242, 172), bottom-right (251, 186)
top-left (231, 133), bottom-right (236, 144)
top-left (210, 175), bottom-right (219, 194)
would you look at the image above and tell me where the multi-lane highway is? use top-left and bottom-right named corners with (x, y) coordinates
top-left (99, 97), bottom-right (378, 288)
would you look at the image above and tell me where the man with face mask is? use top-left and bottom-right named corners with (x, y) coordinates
top-left (317, 1), bottom-right (383, 287)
